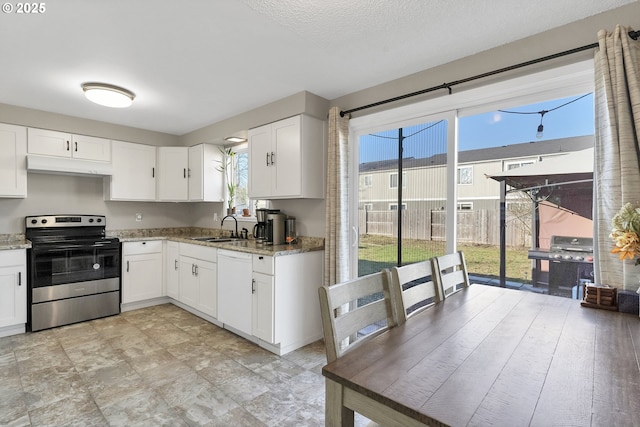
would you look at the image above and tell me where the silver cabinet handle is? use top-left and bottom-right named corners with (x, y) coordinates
top-left (188, 168), bottom-right (191, 178)
top-left (75, 141), bottom-right (78, 152)
top-left (126, 260), bottom-right (130, 272)
top-left (270, 152), bottom-right (275, 165)
top-left (252, 278), bottom-right (256, 294)
top-left (152, 167), bottom-right (155, 178)
top-left (194, 265), bottom-right (198, 276)
top-left (183, 168), bottom-right (186, 178)
top-left (191, 264), bottom-right (195, 275)
top-left (266, 152), bottom-right (270, 166)
top-left (66, 140), bottom-right (70, 151)
top-left (18, 272), bottom-right (22, 286)
top-left (174, 260), bottom-right (178, 270)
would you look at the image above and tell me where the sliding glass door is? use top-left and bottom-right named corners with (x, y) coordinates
top-left (353, 113), bottom-right (456, 277)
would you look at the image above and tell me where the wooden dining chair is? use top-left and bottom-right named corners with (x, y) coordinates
top-left (389, 260), bottom-right (442, 325)
top-left (432, 251), bottom-right (471, 298)
top-left (318, 270), bottom-right (396, 363)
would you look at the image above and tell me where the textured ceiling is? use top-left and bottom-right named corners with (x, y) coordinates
top-left (0, 0), bottom-right (634, 135)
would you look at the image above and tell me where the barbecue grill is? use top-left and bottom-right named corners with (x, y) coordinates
top-left (528, 236), bottom-right (594, 298)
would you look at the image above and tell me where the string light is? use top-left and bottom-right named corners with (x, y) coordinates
top-left (499, 93), bottom-right (590, 139)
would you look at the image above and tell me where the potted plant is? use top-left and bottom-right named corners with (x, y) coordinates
top-left (216, 147), bottom-right (237, 215)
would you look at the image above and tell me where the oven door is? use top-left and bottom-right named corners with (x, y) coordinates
top-left (29, 241), bottom-right (120, 288)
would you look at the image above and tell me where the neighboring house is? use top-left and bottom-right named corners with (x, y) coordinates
top-left (359, 135), bottom-right (594, 213)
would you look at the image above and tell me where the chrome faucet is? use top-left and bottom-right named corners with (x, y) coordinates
top-left (221, 215), bottom-right (238, 238)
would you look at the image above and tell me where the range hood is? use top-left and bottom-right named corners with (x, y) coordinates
top-left (27, 154), bottom-right (113, 176)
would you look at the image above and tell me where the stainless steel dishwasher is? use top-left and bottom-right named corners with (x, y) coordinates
top-left (217, 249), bottom-right (253, 336)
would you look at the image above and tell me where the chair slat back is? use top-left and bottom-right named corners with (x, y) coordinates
top-left (433, 251), bottom-right (470, 298)
top-left (319, 270), bottom-right (395, 363)
top-left (390, 260), bottom-right (440, 325)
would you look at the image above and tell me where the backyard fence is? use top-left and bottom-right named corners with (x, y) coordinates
top-left (359, 209), bottom-right (530, 247)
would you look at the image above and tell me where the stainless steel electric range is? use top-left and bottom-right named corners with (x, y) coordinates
top-left (26, 215), bottom-right (121, 332)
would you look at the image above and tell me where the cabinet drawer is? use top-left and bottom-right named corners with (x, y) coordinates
top-left (0, 249), bottom-right (25, 266)
top-left (122, 240), bottom-right (162, 255)
top-left (179, 242), bottom-right (217, 261)
top-left (252, 254), bottom-right (274, 275)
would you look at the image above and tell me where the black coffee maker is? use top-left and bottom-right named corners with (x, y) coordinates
top-left (252, 208), bottom-right (268, 243)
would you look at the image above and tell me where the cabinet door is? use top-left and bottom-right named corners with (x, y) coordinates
top-left (165, 241), bottom-right (180, 300)
top-left (252, 272), bottom-right (275, 343)
top-left (27, 128), bottom-right (72, 157)
top-left (0, 263), bottom-right (26, 329)
top-left (272, 116), bottom-right (301, 197)
top-left (179, 257), bottom-right (199, 308)
top-left (107, 141), bottom-right (156, 201)
top-left (196, 260), bottom-right (217, 318)
top-left (248, 124), bottom-right (272, 198)
top-left (188, 144), bottom-right (204, 201)
top-left (122, 253), bottom-right (163, 304)
top-left (189, 144), bottom-right (224, 202)
top-left (71, 134), bottom-right (111, 161)
top-left (158, 147), bottom-right (188, 201)
top-left (0, 123), bottom-right (27, 198)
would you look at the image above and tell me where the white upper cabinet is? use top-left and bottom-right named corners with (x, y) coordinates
top-left (27, 128), bottom-right (111, 162)
top-left (157, 144), bottom-right (224, 202)
top-left (105, 141), bottom-right (157, 201)
top-left (248, 115), bottom-right (325, 199)
top-left (188, 144), bottom-right (224, 202)
top-left (0, 123), bottom-right (27, 198)
top-left (157, 146), bottom-right (189, 201)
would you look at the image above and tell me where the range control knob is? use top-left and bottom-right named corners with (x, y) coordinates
top-left (41, 219), bottom-right (47, 224)
top-left (574, 255), bottom-right (584, 262)
top-left (563, 254), bottom-right (572, 261)
top-left (88, 218), bottom-right (94, 223)
top-left (30, 219), bottom-right (37, 224)
top-left (96, 218), bottom-right (102, 223)
top-left (551, 254), bottom-right (562, 260)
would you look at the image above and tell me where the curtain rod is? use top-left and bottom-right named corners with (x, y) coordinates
top-left (340, 30), bottom-right (640, 117)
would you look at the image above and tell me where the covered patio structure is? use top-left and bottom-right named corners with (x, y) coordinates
top-left (488, 147), bottom-right (594, 288)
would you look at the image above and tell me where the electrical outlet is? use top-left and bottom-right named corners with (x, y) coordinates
top-left (135, 213), bottom-right (143, 222)
top-left (213, 213), bottom-right (218, 221)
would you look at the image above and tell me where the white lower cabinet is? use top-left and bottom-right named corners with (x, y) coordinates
top-left (122, 241), bottom-right (163, 304)
top-left (252, 271), bottom-right (275, 343)
top-left (0, 249), bottom-right (27, 336)
top-left (250, 251), bottom-right (324, 355)
top-left (178, 243), bottom-right (217, 318)
top-left (165, 241), bottom-right (180, 300)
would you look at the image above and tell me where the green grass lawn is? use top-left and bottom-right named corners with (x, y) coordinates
top-left (358, 234), bottom-right (531, 283)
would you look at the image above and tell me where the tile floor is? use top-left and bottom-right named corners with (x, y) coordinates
top-left (0, 304), bottom-right (371, 426)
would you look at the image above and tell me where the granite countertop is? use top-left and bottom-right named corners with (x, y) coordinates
top-left (109, 227), bottom-right (324, 257)
top-left (0, 234), bottom-right (31, 250)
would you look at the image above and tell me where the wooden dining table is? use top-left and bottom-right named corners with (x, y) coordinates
top-left (322, 284), bottom-right (640, 427)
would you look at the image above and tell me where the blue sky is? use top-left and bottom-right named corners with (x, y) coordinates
top-left (359, 93), bottom-right (594, 163)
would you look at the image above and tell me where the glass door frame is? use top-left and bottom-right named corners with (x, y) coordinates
top-left (347, 59), bottom-right (594, 281)
top-left (349, 110), bottom-right (458, 279)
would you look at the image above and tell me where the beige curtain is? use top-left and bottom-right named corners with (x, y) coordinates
top-left (324, 107), bottom-right (351, 286)
top-left (594, 25), bottom-right (640, 290)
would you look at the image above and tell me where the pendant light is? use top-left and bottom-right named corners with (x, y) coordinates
top-left (82, 82), bottom-right (135, 108)
top-left (536, 110), bottom-right (547, 139)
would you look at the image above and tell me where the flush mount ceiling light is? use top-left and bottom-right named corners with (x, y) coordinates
top-left (81, 82), bottom-right (135, 108)
top-left (224, 136), bottom-right (247, 143)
